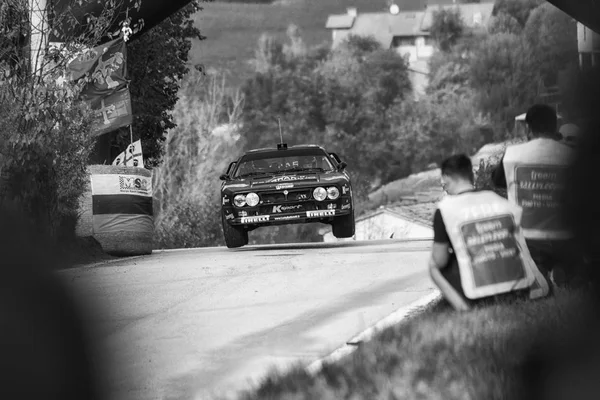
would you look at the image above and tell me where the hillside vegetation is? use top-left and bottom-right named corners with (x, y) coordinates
top-left (191, 0), bottom-right (455, 86)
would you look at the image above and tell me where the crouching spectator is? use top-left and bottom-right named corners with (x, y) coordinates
top-left (492, 104), bottom-right (584, 288)
top-left (428, 154), bottom-right (550, 311)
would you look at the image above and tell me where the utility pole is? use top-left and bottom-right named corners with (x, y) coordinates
top-left (28, 0), bottom-right (48, 76)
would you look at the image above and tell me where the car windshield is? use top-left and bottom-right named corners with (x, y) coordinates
top-left (233, 149), bottom-right (335, 178)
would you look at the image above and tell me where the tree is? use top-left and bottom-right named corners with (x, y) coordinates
top-left (488, 12), bottom-right (522, 35)
top-left (252, 33), bottom-right (286, 74)
top-left (469, 32), bottom-right (540, 138)
top-left (493, 0), bottom-right (544, 27)
top-left (429, 7), bottom-right (465, 52)
top-left (154, 70), bottom-right (245, 248)
top-left (522, 2), bottom-right (578, 88)
top-left (109, 0), bottom-right (207, 167)
top-left (390, 89), bottom-right (490, 175)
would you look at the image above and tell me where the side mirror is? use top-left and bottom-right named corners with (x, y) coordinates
top-left (337, 161), bottom-right (347, 171)
top-left (219, 174), bottom-right (230, 181)
top-left (329, 152), bottom-right (342, 164)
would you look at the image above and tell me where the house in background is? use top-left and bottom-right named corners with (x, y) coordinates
top-left (321, 202), bottom-right (436, 242)
top-left (578, 22), bottom-right (600, 69)
top-left (325, 1), bottom-right (496, 98)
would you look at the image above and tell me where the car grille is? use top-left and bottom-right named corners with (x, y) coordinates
top-left (259, 189), bottom-right (312, 204)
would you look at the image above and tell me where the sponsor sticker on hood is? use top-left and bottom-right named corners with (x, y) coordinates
top-left (276, 183), bottom-right (294, 190)
top-left (252, 174), bottom-right (318, 185)
top-left (269, 175), bottom-right (316, 183)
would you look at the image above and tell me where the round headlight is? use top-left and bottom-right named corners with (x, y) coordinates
top-left (234, 194), bottom-right (246, 207)
top-left (246, 192), bottom-right (259, 207)
top-left (313, 187), bottom-right (327, 201)
top-left (327, 186), bottom-right (340, 200)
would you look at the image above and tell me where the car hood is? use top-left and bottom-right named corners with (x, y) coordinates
top-left (223, 171), bottom-right (347, 191)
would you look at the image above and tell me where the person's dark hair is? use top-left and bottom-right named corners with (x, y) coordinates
top-left (525, 104), bottom-right (558, 134)
top-left (441, 154), bottom-right (473, 183)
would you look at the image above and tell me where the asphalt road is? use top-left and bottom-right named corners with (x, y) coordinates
top-left (59, 239), bottom-right (436, 400)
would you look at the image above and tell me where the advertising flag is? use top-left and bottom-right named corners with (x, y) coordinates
top-left (112, 139), bottom-right (144, 168)
top-left (68, 38), bottom-right (133, 136)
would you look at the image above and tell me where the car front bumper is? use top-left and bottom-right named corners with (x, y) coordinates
top-left (225, 208), bottom-right (352, 226)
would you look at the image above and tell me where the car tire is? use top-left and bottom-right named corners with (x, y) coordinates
top-left (222, 213), bottom-right (248, 248)
top-left (332, 211), bottom-right (355, 239)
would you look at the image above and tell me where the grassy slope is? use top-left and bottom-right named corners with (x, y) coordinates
top-left (236, 289), bottom-right (594, 400)
top-left (190, 0), bottom-right (454, 87)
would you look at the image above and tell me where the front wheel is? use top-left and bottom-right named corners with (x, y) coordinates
top-left (332, 211), bottom-right (355, 238)
top-left (222, 214), bottom-right (248, 248)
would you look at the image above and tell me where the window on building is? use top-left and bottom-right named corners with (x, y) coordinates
top-left (424, 37), bottom-right (435, 46)
top-left (581, 52), bottom-right (593, 69)
top-left (392, 36), bottom-right (415, 47)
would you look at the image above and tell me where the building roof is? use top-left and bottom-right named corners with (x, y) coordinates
top-left (346, 12), bottom-right (396, 48)
top-left (385, 202), bottom-right (438, 227)
top-left (326, 1), bottom-right (496, 49)
top-left (326, 14), bottom-right (356, 29)
top-left (420, 1), bottom-right (496, 31)
top-left (388, 11), bottom-right (427, 37)
top-left (321, 200), bottom-right (437, 236)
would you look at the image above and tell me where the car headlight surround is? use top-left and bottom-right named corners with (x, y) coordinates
top-left (327, 186), bottom-right (340, 200)
top-left (313, 187), bottom-right (327, 201)
top-left (234, 194), bottom-right (247, 207)
top-left (246, 192), bottom-right (260, 207)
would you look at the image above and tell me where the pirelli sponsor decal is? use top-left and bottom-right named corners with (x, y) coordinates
top-left (241, 215), bottom-right (270, 223)
top-left (273, 215), bottom-right (301, 221)
top-left (306, 210), bottom-right (335, 218)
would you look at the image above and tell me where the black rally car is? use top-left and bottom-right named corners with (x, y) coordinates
top-left (219, 143), bottom-right (355, 248)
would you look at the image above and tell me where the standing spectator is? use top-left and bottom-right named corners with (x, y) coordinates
top-left (429, 154), bottom-right (549, 311)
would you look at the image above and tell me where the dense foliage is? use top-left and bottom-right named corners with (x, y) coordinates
top-left (109, 0), bottom-right (210, 166)
top-left (0, 0), bottom-right (126, 240)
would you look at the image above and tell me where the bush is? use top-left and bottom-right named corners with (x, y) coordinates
top-left (0, 78), bottom-right (94, 240)
top-left (153, 70), bottom-right (245, 248)
top-left (154, 196), bottom-right (224, 248)
top-left (474, 158), bottom-right (507, 198)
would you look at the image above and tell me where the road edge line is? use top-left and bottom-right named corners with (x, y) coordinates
top-left (305, 289), bottom-right (442, 376)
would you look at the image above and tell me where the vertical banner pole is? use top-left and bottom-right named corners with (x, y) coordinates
top-left (128, 124), bottom-right (134, 167)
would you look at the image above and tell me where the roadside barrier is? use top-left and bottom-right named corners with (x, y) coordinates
top-left (76, 165), bottom-right (154, 256)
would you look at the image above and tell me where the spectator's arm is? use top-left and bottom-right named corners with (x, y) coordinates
top-left (492, 155), bottom-right (507, 189)
top-left (429, 210), bottom-right (470, 311)
top-left (430, 243), bottom-right (450, 270)
top-left (429, 261), bottom-right (470, 311)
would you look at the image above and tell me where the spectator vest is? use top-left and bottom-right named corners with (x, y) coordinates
top-left (502, 138), bottom-right (574, 240)
top-left (438, 190), bottom-right (548, 300)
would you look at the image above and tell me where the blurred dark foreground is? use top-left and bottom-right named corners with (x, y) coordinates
top-left (0, 200), bottom-right (107, 400)
top-left (518, 64), bottom-right (600, 400)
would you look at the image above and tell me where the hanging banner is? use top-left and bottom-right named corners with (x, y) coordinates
top-left (112, 139), bottom-right (144, 167)
top-left (90, 86), bottom-right (133, 137)
top-left (68, 38), bottom-right (128, 97)
top-left (68, 37), bottom-right (132, 136)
